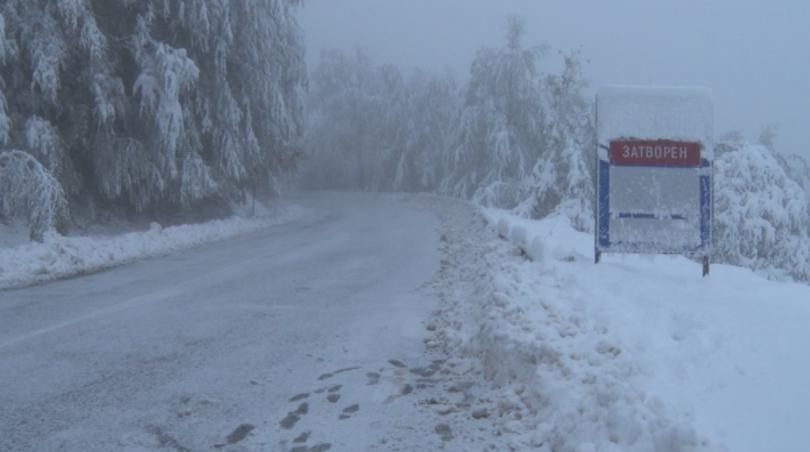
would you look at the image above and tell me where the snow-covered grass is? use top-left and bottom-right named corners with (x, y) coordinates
top-left (0, 204), bottom-right (307, 290)
top-left (430, 198), bottom-right (810, 451)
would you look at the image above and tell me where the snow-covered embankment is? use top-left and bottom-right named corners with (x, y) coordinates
top-left (431, 200), bottom-right (810, 451)
top-left (0, 204), bottom-right (307, 290)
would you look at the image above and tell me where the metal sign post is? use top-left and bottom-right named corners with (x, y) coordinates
top-left (595, 86), bottom-right (714, 276)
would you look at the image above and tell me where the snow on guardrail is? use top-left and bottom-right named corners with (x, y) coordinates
top-left (483, 208), bottom-right (586, 265)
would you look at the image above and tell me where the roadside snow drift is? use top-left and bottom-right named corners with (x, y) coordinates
top-left (0, 204), bottom-right (307, 290)
top-left (431, 199), bottom-right (810, 452)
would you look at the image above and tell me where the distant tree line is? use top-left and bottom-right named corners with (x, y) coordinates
top-left (0, 0), bottom-right (306, 240)
top-left (299, 18), bottom-right (595, 230)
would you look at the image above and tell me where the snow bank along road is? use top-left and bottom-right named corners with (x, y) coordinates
top-left (478, 209), bottom-right (810, 452)
top-left (0, 193), bottom-right (502, 451)
top-left (0, 204), bottom-right (306, 290)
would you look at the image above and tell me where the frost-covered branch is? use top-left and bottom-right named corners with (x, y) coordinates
top-left (0, 150), bottom-right (68, 241)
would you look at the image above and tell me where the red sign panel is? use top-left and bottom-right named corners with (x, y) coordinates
top-left (610, 140), bottom-right (701, 167)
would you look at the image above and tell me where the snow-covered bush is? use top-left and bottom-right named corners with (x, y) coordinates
top-left (714, 142), bottom-right (810, 281)
top-left (775, 152), bottom-right (810, 214)
top-left (0, 150), bottom-right (68, 241)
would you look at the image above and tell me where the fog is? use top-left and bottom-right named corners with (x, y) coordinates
top-left (302, 0), bottom-right (810, 156)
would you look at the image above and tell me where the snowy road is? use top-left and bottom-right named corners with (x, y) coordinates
top-left (0, 193), bottom-right (459, 451)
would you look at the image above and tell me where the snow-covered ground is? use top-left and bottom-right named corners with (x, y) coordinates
top-left (0, 203), bottom-right (307, 290)
top-left (429, 203), bottom-right (810, 451)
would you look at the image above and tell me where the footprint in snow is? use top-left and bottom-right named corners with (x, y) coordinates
top-left (293, 431), bottom-right (311, 444)
top-left (338, 404), bottom-right (359, 420)
top-left (318, 366), bottom-right (361, 381)
top-left (280, 403), bottom-right (309, 430)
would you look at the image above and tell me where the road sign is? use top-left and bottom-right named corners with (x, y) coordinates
top-left (609, 140), bottom-right (702, 167)
top-left (595, 86), bottom-right (714, 275)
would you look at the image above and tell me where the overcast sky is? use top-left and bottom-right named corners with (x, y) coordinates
top-left (300, 0), bottom-right (810, 156)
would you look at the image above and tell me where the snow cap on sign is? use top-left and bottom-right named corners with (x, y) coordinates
top-left (597, 85), bottom-right (714, 161)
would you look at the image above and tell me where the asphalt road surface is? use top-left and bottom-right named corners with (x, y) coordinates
top-left (0, 193), bottom-right (455, 451)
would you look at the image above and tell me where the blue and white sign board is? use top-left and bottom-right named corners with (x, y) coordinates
top-left (595, 86), bottom-right (713, 261)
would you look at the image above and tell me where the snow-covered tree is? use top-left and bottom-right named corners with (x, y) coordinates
top-left (300, 49), bottom-right (385, 190)
top-left (441, 19), bottom-right (595, 229)
top-left (0, 11), bottom-right (9, 146)
top-left (774, 151), bottom-right (810, 238)
top-left (0, 150), bottom-right (68, 241)
top-left (24, 116), bottom-right (80, 197)
top-left (393, 70), bottom-right (459, 192)
top-left (757, 124), bottom-right (778, 151)
top-left (300, 49), bottom-right (458, 193)
top-left (714, 142), bottom-right (810, 281)
top-left (515, 50), bottom-right (595, 230)
top-left (0, 0), bottom-right (307, 232)
top-left (443, 17), bottom-right (548, 208)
